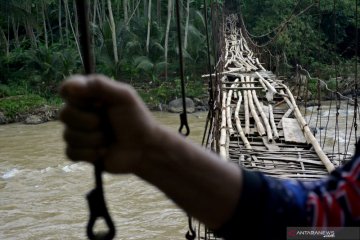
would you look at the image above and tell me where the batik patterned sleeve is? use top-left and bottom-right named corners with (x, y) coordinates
top-left (305, 155), bottom-right (360, 227)
top-left (214, 156), bottom-right (360, 240)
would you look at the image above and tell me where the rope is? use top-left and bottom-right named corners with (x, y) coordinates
top-left (75, 1), bottom-right (115, 239)
top-left (175, 0), bottom-right (190, 137)
top-left (211, 0), bottom-right (221, 154)
top-left (355, 0), bottom-right (359, 142)
top-left (316, 0), bottom-right (322, 147)
top-left (322, 91), bottom-right (333, 150)
top-left (203, 0), bottom-right (214, 110)
top-left (201, 0), bottom-right (215, 149)
top-left (174, 1), bottom-right (194, 238)
top-left (331, 0), bottom-right (341, 163)
top-left (344, 99), bottom-right (350, 160)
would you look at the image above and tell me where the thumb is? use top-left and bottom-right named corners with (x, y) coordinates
top-left (60, 74), bottom-right (137, 107)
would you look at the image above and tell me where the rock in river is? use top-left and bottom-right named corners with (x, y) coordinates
top-left (168, 98), bottom-right (195, 113)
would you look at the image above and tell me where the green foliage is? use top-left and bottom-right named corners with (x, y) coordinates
top-left (138, 78), bottom-right (205, 106)
top-left (0, 0), bottom-right (357, 115)
top-left (240, 0), bottom-right (358, 78)
top-left (307, 78), bottom-right (318, 96)
top-left (0, 95), bottom-right (47, 118)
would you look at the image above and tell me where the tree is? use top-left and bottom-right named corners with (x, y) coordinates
top-left (164, 0), bottom-right (172, 81)
top-left (107, 0), bottom-right (119, 63)
top-left (146, 0), bottom-right (152, 54)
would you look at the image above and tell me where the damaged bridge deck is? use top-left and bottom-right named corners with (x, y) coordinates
top-left (206, 14), bottom-right (337, 180)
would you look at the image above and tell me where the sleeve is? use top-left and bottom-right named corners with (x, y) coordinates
top-left (214, 156), bottom-right (360, 240)
top-left (213, 168), bottom-right (308, 240)
top-left (306, 155), bottom-right (360, 227)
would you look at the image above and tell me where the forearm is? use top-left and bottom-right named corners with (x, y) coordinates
top-left (135, 125), bottom-right (242, 229)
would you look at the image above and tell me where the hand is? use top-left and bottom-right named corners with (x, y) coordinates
top-left (60, 74), bottom-right (158, 174)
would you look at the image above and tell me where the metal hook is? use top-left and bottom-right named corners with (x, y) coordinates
top-left (185, 215), bottom-right (196, 240)
top-left (86, 161), bottom-right (116, 240)
top-left (179, 112), bottom-right (190, 136)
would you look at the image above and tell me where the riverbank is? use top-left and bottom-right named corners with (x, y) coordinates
top-left (0, 94), bottom-right (209, 125)
top-left (0, 95), bottom-right (61, 124)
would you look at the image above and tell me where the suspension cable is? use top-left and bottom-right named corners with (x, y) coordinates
top-left (355, 0), bottom-right (359, 142)
top-left (201, 0), bottom-right (215, 148)
top-left (174, 2), bottom-right (195, 239)
top-left (75, 1), bottom-right (116, 239)
top-left (175, 0), bottom-right (190, 138)
top-left (316, 0), bottom-right (322, 147)
top-left (331, 0), bottom-right (341, 163)
top-left (344, 98), bottom-right (350, 161)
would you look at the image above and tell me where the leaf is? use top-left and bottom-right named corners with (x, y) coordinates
top-left (134, 56), bottom-right (154, 72)
top-left (194, 10), bottom-right (206, 28)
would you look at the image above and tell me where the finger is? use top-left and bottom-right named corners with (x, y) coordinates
top-left (65, 146), bottom-right (101, 162)
top-left (59, 105), bottom-right (100, 131)
top-left (87, 74), bottom-right (138, 105)
top-left (60, 75), bottom-right (93, 108)
top-left (60, 74), bottom-right (140, 107)
top-left (63, 127), bottom-right (105, 148)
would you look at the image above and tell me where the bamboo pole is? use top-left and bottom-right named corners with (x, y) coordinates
top-left (250, 77), bottom-right (273, 142)
top-left (201, 68), bottom-right (243, 78)
top-left (241, 76), bottom-right (250, 135)
top-left (235, 90), bottom-right (252, 149)
top-left (226, 78), bottom-right (239, 135)
top-left (246, 76), bottom-right (265, 136)
top-left (220, 84), bottom-right (228, 160)
top-left (268, 104), bottom-right (279, 139)
top-left (278, 90), bottom-right (294, 128)
top-left (257, 77), bottom-right (268, 90)
top-left (256, 58), bottom-right (266, 70)
top-left (280, 83), bottom-right (335, 172)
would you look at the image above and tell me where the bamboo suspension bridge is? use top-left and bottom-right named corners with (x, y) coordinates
top-left (195, 9), bottom-right (358, 240)
top-left (204, 13), bottom-right (342, 179)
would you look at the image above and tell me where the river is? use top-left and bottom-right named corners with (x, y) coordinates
top-left (0, 111), bottom-right (207, 240)
top-left (303, 100), bottom-right (358, 163)
top-left (1, 102), bottom-right (358, 239)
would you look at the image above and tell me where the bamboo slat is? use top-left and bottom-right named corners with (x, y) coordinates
top-left (280, 83), bottom-right (335, 172)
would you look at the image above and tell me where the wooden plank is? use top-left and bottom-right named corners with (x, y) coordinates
top-left (282, 118), bottom-right (307, 143)
top-left (262, 136), bottom-right (280, 151)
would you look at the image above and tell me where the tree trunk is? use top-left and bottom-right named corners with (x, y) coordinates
top-left (73, 0), bottom-right (80, 42)
top-left (146, 0), bottom-right (152, 54)
top-left (157, 0), bottom-right (161, 23)
top-left (41, 1), bottom-right (48, 49)
top-left (12, 18), bottom-right (20, 48)
top-left (64, 0), bottom-right (70, 45)
top-left (183, 0), bottom-right (190, 50)
top-left (23, 2), bottom-right (37, 48)
top-left (93, 0), bottom-right (98, 24)
top-left (64, 0), bottom-right (83, 65)
top-left (107, 0), bottom-right (119, 63)
top-left (96, 0), bottom-right (103, 26)
top-left (45, 2), bottom-right (54, 44)
top-left (164, 0), bottom-right (172, 81)
top-left (25, 21), bottom-right (37, 48)
top-left (0, 27), bottom-right (9, 57)
top-left (123, 0), bottom-right (129, 27)
top-left (144, 0), bottom-right (148, 18)
top-left (101, 0), bottom-right (106, 25)
top-left (59, 0), bottom-right (63, 43)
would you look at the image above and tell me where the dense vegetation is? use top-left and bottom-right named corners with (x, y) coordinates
top-left (239, 0), bottom-right (359, 90)
top-left (0, 0), bottom-right (359, 119)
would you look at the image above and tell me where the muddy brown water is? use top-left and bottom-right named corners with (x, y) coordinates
top-left (0, 111), bottom-right (207, 240)
top-left (1, 101), bottom-right (357, 239)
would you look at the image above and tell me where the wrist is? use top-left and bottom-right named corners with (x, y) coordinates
top-left (134, 124), bottom-right (172, 176)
